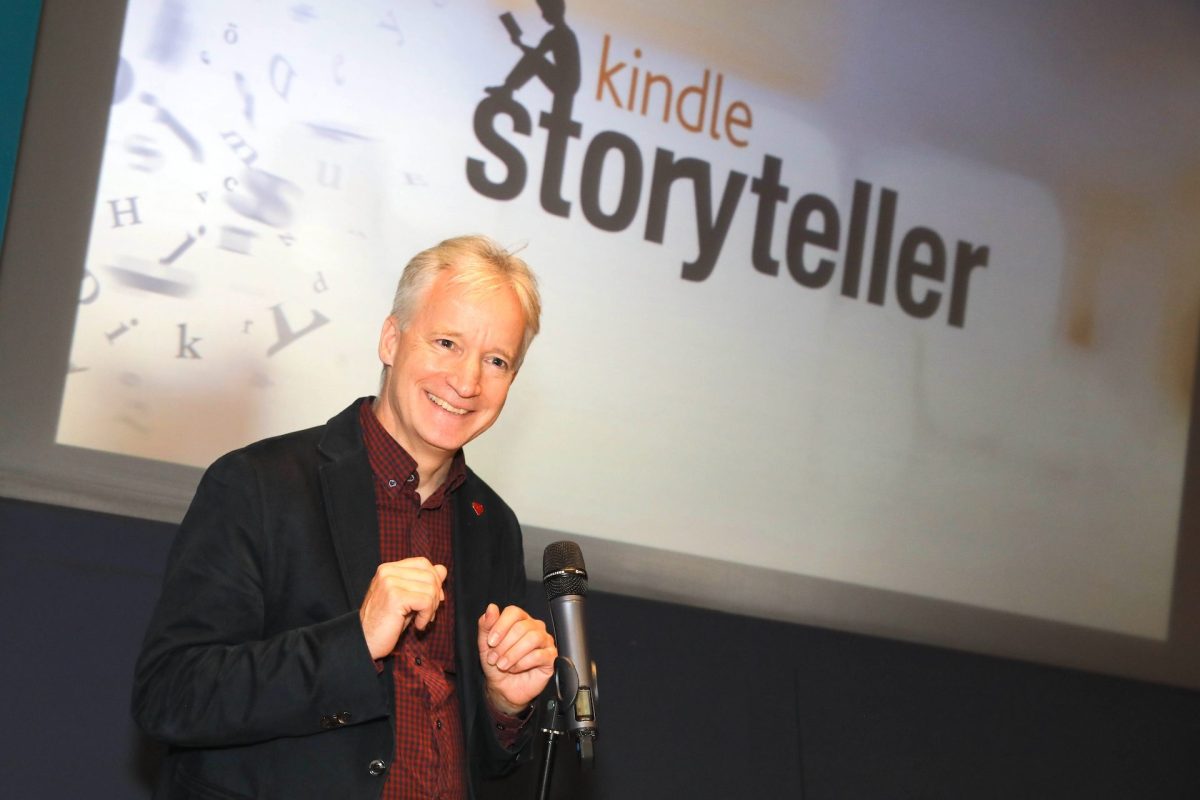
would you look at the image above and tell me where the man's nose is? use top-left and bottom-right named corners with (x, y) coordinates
top-left (450, 358), bottom-right (481, 397)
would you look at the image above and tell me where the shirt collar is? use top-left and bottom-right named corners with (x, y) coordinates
top-left (358, 398), bottom-right (466, 506)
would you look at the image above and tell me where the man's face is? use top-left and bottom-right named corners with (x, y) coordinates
top-left (375, 270), bottom-right (526, 467)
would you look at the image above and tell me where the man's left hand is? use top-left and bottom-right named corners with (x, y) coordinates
top-left (477, 603), bottom-right (556, 715)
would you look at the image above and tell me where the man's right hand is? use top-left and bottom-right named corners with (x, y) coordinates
top-left (358, 557), bottom-right (448, 660)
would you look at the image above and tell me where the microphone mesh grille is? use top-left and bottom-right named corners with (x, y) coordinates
top-left (543, 540), bottom-right (588, 600)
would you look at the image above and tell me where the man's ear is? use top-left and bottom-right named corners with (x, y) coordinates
top-left (378, 315), bottom-right (399, 367)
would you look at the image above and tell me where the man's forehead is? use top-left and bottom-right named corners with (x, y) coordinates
top-left (416, 277), bottom-right (524, 339)
top-left (428, 273), bottom-right (517, 311)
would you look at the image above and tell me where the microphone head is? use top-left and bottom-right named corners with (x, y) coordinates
top-left (543, 540), bottom-right (588, 600)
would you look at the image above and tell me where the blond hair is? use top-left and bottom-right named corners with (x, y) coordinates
top-left (388, 234), bottom-right (541, 368)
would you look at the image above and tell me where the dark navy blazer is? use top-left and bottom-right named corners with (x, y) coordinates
top-left (133, 400), bottom-right (530, 799)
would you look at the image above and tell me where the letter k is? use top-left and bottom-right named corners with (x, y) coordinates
top-left (595, 34), bottom-right (626, 108)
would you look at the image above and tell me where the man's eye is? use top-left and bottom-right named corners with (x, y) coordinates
top-left (435, 338), bottom-right (454, 349)
top-left (487, 356), bottom-right (509, 370)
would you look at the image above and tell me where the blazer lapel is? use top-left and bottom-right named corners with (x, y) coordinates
top-left (453, 475), bottom-right (493, 626)
top-left (453, 473), bottom-right (494, 749)
top-left (318, 401), bottom-right (382, 610)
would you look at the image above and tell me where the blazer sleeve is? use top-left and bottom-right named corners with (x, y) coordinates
top-left (470, 500), bottom-right (537, 779)
top-left (131, 449), bottom-right (390, 748)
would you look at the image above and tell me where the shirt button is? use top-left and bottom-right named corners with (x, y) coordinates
top-left (414, 656), bottom-right (423, 666)
top-left (436, 719), bottom-right (443, 730)
top-left (368, 759), bottom-right (387, 776)
top-left (387, 479), bottom-right (397, 488)
top-left (406, 473), bottom-right (416, 483)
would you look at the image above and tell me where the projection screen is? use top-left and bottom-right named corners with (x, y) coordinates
top-left (2, 0), bottom-right (1200, 688)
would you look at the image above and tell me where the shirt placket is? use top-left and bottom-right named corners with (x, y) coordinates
top-left (412, 499), bottom-right (454, 798)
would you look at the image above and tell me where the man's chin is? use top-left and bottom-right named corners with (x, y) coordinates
top-left (415, 408), bottom-right (495, 454)
top-left (417, 423), bottom-right (477, 455)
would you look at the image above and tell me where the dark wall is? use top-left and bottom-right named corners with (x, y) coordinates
top-left (4, 494), bottom-right (1199, 799)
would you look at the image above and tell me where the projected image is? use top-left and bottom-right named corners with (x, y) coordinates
top-left (59, 0), bottom-right (1199, 640)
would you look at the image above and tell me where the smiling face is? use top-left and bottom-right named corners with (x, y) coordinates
top-left (374, 268), bottom-right (527, 474)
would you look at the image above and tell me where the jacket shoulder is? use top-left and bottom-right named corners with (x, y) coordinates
top-left (237, 423), bottom-right (326, 466)
top-left (202, 398), bottom-right (365, 481)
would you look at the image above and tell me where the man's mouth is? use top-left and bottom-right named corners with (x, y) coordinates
top-left (426, 391), bottom-right (468, 416)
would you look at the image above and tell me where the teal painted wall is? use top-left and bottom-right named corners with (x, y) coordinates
top-left (0, 0), bottom-right (43, 253)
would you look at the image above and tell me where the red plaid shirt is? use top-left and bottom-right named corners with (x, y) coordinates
top-left (359, 400), bottom-right (525, 799)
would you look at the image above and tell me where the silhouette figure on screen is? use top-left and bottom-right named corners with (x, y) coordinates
top-left (486, 0), bottom-right (580, 120)
top-left (472, 0), bottom-right (583, 216)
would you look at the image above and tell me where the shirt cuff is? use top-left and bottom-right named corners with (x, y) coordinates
top-left (488, 700), bottom-right (533, 749)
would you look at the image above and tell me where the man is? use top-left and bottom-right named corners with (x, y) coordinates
top-left (133, 235), bottom-right (556, 799)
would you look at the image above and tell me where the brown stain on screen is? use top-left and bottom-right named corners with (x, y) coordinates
top-left (488, 0), bottom-right (841, 99)
top-left (1058, 164), bottom-right (1200, 417)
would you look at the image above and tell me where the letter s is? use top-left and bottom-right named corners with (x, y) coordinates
top-left (466, 97), bottom-right (531, 201)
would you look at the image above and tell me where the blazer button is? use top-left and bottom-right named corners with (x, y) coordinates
top-left (368, 759), bottom-right (387, 776)
top-left (335, 711), bottom-right (352, 725)
top-left (320, 715), bottom-right (336, 729)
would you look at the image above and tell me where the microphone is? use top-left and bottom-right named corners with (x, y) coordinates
top-left (542, 541), bottom-right (597, 755)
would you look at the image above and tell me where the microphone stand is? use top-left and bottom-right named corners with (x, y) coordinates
top-left (533, 691), bottom-right (596, 800)
top-left (534, 694), bottom-right (565, 800)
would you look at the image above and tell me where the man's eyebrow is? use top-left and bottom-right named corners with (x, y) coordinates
top-left (428, 328), bottom-right (465, 343)
top-left (489, 343), bottom-right (517, 362)
top-left (431, 330), bottom-right (516, 361)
